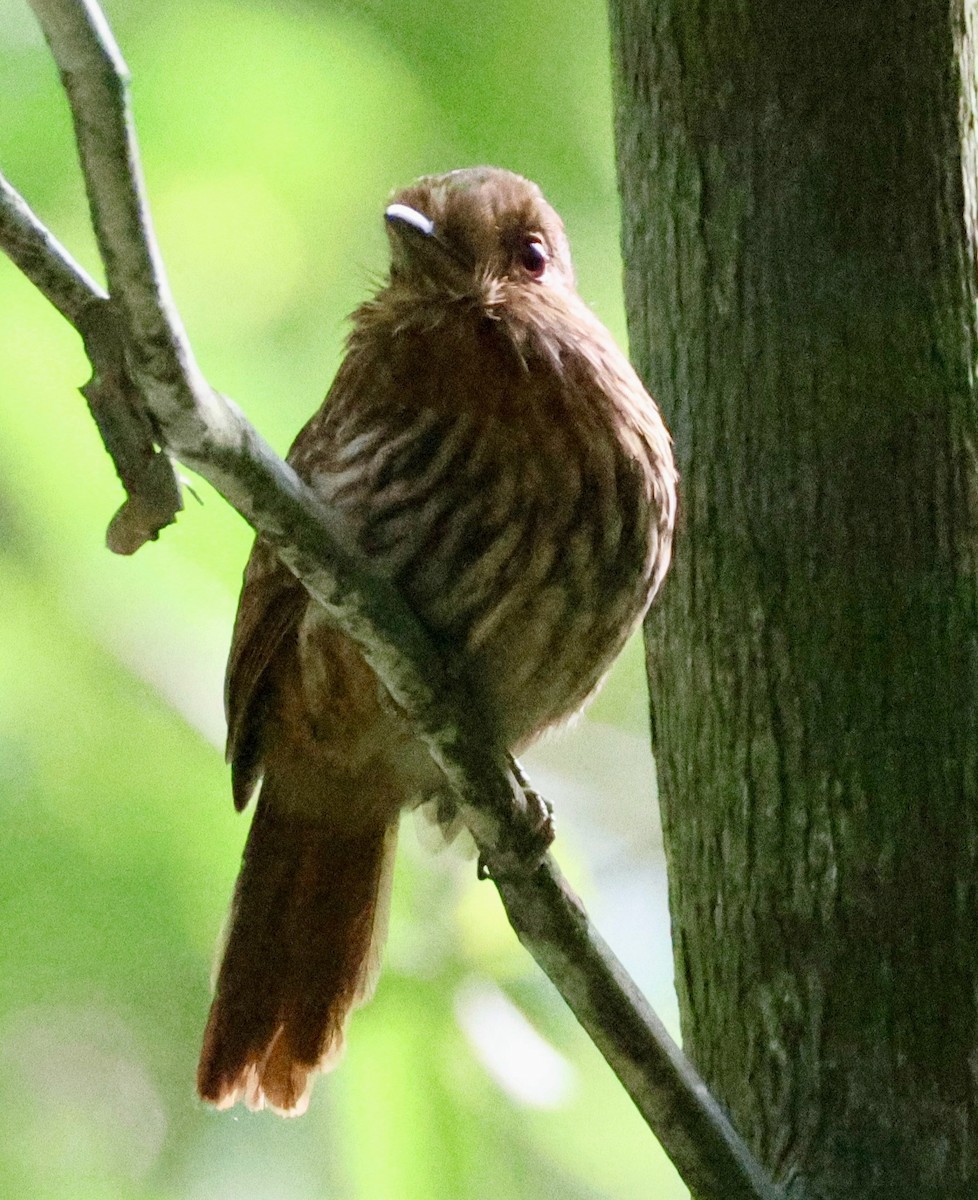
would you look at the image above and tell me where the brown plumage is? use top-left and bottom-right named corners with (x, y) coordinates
top-left (197, 166), bottom-right (677, 1115)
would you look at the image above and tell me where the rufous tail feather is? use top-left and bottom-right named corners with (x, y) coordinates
top-left (197, 782), bottom-right (397, 1115)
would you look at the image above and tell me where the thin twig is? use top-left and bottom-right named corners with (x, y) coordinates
top-left (0, 170), bottom-right (182, 550)
top-left (0, 167), bottom-right (105, 318)
top-left (6, 2), bottom-right (783, 1196)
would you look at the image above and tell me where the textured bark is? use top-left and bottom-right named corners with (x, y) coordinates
top-left (610, 2), bottom-right (978, 1197)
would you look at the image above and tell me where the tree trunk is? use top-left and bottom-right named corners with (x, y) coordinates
top-left (609, 2), bottom-right (978, 1197)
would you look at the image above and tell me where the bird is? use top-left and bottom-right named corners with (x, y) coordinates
top-left (196, 166), bottom-right (678, 1116)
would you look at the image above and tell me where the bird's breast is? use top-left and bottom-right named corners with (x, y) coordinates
top-left (300, 304), bottom-right (672, 748)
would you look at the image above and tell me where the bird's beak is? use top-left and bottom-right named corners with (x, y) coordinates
top-left (384, 204), bottom-right (469, 272)
top-left (385, 203), bottom-right (436, 240)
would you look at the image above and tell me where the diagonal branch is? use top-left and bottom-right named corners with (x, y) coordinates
top-left (3, 2), bottom-right (783, 1197)
top-left (0, 167), bottom-right (105, 319)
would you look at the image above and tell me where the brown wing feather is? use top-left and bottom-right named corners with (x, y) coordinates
top-left (225, 540), bottom-right (308, 811)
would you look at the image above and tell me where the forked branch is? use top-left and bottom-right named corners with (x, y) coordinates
top-left (0, 3), bottom-right (783, 1197)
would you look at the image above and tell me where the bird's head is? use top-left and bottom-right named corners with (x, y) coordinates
top-left (383, 167), bottom-right (576, 305)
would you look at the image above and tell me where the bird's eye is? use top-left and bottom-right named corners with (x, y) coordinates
top-left (519, 236), bottom-right (549, 278)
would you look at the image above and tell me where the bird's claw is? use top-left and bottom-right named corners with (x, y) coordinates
top-left (476, 770), bottom-right (555, 882)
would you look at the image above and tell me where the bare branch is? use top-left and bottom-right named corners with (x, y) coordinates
top-left (30, 0), bottom-right (208, 414)
top-left (0, 167), bottom-right (105, 319)
top-left (24, 0), bottom-right (551, 880)
top-left (78, 300), bottom-right (185, 552)
top-left (5, 2), bottom-right (784, 1197)
top-left (0, 169), bottom-right (182, 550)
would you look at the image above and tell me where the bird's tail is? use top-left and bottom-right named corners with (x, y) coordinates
top-left (196, 781), bottom-right (397, 1116)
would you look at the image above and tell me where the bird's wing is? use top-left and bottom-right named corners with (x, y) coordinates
top-left (224, 540), bottom-right (308, 811)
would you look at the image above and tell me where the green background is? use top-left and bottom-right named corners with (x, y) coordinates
top-left (0, 1), bottom-right (683, 1196)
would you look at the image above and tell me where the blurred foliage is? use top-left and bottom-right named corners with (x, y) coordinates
top-left (0, 1), bottom-right (684, 1197)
